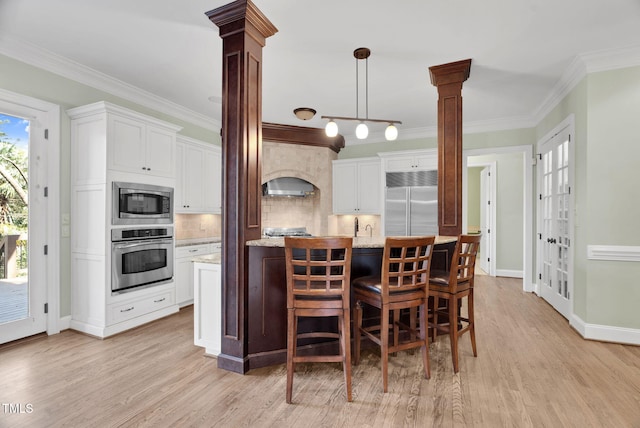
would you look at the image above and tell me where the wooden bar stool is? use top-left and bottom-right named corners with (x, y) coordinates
top-left (353, 236), bottom-right (435, 393)
top-left (284, 236), bottom-right (353, 403)
top-left (429, 234), bottom-right (481, 373)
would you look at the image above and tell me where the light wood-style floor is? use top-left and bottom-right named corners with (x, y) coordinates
top-left (1, 276), bottom-right (640, 427)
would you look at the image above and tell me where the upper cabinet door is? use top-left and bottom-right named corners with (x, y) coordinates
top-left (357, 160), bottom-right (382, 214)
top-left (203, 148), bottom-right (221, 213)
top-left (183, 143), bottom-right (205, 210)
top-left (145, 126), bottom-right (176, 178)
top-left (175, 137), bottom-right (221, 214)
top-left (332, 161), bottom-right (359, 214)
top-left (109, 114), bottom-right (146, 174)
top-left (381, 149), bottom-right (437, 172)
top-left (332, 158), bottom-right (381, 215)
top-left (108, 114), bottom-right (177, 178)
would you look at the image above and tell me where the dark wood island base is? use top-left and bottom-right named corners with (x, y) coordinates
top-left (217, 236), bottom-right (456, 373)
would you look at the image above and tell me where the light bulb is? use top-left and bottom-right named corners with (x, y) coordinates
top-left (355, 122), bottom-right (368, 139)
top-left (385, 124), bottom-right (398, 141)
top-left (325, 120), bottom-right (338, 137)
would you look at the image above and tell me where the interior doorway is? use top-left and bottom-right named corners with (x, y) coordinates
top-left (466, 162), bottom-right (496, 276)
top-left (463, 145), bottom-right (533, 291)
top-left (0, 90), bottom-right (60, 345)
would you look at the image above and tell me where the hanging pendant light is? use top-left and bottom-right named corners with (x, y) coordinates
top-left (325, 119), bottom-right (339, 137)
top-left (356, 122), bottom-right (369, 139)
top-left (322, 48), bottom-right (401, 141)
top-left (384, 123), bottom-right (398, 141)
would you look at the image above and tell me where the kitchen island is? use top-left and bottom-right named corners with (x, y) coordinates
top-left (240, 236), bottom-right (457, 370)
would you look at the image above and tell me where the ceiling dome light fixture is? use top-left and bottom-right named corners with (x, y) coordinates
top-left (293, 107), bottom-right (316, 120)
top-left (321, 47), bottom-right (401, 141)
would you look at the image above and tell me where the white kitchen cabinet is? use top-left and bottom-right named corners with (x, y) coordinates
top-left (332, 157), bottom-right (382, 214)
top-left (67, 101), bottom-right (181, 338)
top-left (380, 149), bottom-right (437, 172)
top-left (194, 260), bottom-right (222, 356)
top-left (207, 148), bottom-right (222, 213)
top-left (175, 243), bottom-right (219, 307)
top-left (108, 110), bottom-right (178, 178)
top-left (106, 288), bottom-right (175, 325)
top-left (175, 136), bottom-right (221, 213)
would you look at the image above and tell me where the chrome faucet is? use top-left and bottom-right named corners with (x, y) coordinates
top-left (354, 217), bottom-right (359, 237)
top-left (365, 224), bottom-right (373, 237)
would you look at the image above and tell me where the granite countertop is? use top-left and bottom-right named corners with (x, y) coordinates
top-left (176, 237), bottom-right (222, 247)
top-left (192, 253), bottom-right (222, 264)
top-left (245, 235), bottom-right (457, 248)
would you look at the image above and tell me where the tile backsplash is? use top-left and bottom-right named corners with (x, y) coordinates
top-left (175, 214), bottom-right (221, 240)
top-left (329, 214), bottom-right (381, 237)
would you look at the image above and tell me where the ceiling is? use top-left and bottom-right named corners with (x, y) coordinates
top-left (1, 0), bottom-right (640, 145)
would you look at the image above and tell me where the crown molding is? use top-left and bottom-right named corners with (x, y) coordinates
top-left (532, 55), bottom-right (587, 124)
top-left (580, 44), bottom-right (640, 73)
top-left (533, 44), bottom-right (640, 124)
top-left (0, 35), bottom-right (219, 132)
top-left (3, 35), bottom-right (640, 143)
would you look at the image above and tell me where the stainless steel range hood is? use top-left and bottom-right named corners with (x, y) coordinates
top-left (262, 177), bottom-right (315, 197)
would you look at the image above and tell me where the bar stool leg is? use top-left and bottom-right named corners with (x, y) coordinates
top-left (286, 308), bottom-right (296, 403)
top-left (341, 309), bottom-right (353, 401)
top-left (449, 295), bottom-right (460, 373)
top-left (468, 290), bottom-right (477, 357)
top-left (381, 304), bottom-right (390, 393)
top-left (419, 301), bottom-right (430, 379)
top-left (354, 302), bottom-right (363, 365)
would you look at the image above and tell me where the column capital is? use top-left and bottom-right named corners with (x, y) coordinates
top-left (429, 59), bottom-right (472, 87)
top-left (206, 0), bottom-right (278, 44)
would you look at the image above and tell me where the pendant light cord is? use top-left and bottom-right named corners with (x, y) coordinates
top-left (355, 54), bottom-right (370, 120)
top-left (365, 56), bottom-right (369, 120)
top-left (355, 55), bottom-right (359, 119)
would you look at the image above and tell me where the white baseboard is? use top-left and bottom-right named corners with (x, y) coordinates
top-left (495, 269), bottom-right (523, 278)
top-left (69, 305), bottom-right (179, 338)
top-left (571, 314), bottom-right (640, 345)
top-left (59, 315), bottom-right (71, 331)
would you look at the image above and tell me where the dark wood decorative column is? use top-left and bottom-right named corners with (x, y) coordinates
top-left (429, 59), bottom-right (472, 237)
top-left (207, 0), bottom-right (277, 374)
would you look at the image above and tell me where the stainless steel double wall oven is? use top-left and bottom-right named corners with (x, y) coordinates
top-left (111, 182), bottom-right (174, 293)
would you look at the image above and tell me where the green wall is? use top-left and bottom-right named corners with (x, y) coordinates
top-left (585, 67), bottom-right (640, 328)
top-left (467, 167), bottom-right (482, 231)
top-left (536, 65), bottom-right (640, 329)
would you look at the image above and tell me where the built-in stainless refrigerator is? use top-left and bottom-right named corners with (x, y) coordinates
top-left (384, 170), bottom-right (438, 236)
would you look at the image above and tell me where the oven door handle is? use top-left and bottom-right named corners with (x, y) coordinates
top-left (112, 238), bottom-right (173, 250)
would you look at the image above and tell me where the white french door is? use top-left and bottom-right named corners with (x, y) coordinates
top-left (537, 121), bottom-right (573, 319)
top-left (0, 94), bottom-right (56, 345)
